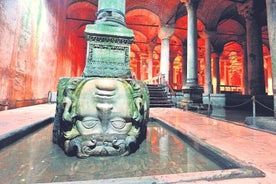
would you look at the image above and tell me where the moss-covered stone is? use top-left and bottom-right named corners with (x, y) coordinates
top-left (53, 77), bottom-right (149, 157)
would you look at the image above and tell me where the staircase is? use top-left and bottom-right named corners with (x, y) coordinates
top-left (147, 84), bottom-right (174, 108)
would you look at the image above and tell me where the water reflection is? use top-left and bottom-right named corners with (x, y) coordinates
top-left (0, 122), bottom-right (221, 183)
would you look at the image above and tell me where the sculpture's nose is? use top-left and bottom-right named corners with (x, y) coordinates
top-left (95, 79), bottom-right (116, 132)
top-left (96, 103), bottom-right (113, 115)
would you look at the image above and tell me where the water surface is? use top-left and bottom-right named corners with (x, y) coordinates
top-left (0, 121), bottom-right (221, 183)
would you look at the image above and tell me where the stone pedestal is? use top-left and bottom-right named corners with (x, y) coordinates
top-left (181, 85), bottom-right (204, 110)
top-left (82, 2), bottom-right (134, 78)
top-left (182, 85), bottom-right (203, 103)
top-left (181, 73), bottom-right (204, 110)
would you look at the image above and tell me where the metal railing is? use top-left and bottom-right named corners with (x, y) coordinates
top-left (205, 94), bottom-right (275, 125)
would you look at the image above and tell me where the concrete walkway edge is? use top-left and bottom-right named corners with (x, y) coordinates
top-left (0, 117), bottom-right (54, 149)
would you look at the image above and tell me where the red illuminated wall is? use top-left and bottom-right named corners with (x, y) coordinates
top-left (0, 0), bottom-right (87, 110)
top-left (0, 0), bottom-right (273, 110)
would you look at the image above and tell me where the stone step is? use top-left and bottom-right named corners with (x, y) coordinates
top-left (147, 84), bottom-right (174, 108)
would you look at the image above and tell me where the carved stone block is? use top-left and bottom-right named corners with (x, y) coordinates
top-left (53, 77), bottom-right (149, 158)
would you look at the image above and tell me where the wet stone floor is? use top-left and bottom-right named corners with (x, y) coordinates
top-left (0, 121), bottom-right (221, 183)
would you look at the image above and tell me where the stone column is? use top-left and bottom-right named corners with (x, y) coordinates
top-left (147, 43), bottom-right (155, 81)
top-left (139, 52), bottom-right (148, 80)
top-left (97, 0), bottom-right (126, 25)
top-left (136, 54), bottom-right (141, 80)
top-left (182, 40), bottom-right (187, 87)
top-left (204, 30), bottom-right (214, 94)
top-left (158, 25), bottom-right (174, 82)
top-left (238, 0), bottom-right (265, 95)
top-left (170, 55), bottom-right (175, 86)
top-left (213, 52), bottom-right (221, 94)
top-left (266, 0), bottom-right (276, 117)
top-left (242, 41), bottom-right (249, 95)
top-left (184, 0), bottom-right (199, 87)
top-left (181, 0), bottom-right (203, 107)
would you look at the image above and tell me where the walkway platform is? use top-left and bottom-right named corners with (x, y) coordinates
top-left (150, 108), bottom-right (276, 184)
top-left (0, 104), bottom-right (55, 148)
top-left (0, 104), bottom-right (276, 183)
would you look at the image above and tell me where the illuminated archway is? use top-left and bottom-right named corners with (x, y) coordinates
top-left (263, 45), bottom-right (272, 95)
top-left (220, 41), bottom-right (243, 93)
top-left (66, 2), bottom-right (97, 76)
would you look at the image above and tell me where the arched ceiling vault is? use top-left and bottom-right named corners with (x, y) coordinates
top-left (65, 0), bottom-right (268, 63)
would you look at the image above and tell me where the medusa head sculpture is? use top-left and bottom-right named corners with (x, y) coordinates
top-left (53, 77), bottom-right (149, 158)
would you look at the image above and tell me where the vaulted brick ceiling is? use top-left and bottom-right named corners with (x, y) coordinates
top-left (65, 0), bottom-right (268, 65)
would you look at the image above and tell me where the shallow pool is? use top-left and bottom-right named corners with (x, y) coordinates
top-left (0, 120), bottom-right (228, 183)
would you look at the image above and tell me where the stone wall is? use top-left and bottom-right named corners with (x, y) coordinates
top-left (0, 0), bottom-right (84, 110)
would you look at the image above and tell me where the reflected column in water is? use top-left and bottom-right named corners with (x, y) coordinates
top-left (159, 127), bottom-right (169, 163)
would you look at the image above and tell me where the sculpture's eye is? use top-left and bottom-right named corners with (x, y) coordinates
top-left (82, 117), bottom-right (100, 129)
top-left (110, 118), bottom-right (126, 129)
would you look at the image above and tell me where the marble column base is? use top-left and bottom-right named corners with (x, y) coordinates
top-left (182, 85), bottom-right (203, 103)
top-left (179, 85), bottom-right (205, 110)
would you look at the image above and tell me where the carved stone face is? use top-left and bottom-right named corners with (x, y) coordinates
top-left (76, 78), bottom-right (134, 135)
top-left (54, 77), bottom-right (149, 158)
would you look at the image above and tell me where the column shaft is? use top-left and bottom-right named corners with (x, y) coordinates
top-left (180, 0), bottom-right (203, 108)
top-left (147, 44), bottom-right (154, 80)
top-left (214, 53), bottom-right (221, 94)
top-left (158, 26), bottom-right (174, 82)
top-left (266, 0), bottom-right (276, 117)
top-left (242, 41), bottom-right (249, 95)
top-left (204, 31), bottom-right (213, 94)
top-left (185, 1), bottom-right (198, 86)
top-left (182, 41), bottom-right (187, 87)
top-left (239, 0), bottom-right (265, 95)
top-left (246, 19), bottom-right (265, 95)
top-left (160, 38), bottom-right (170, 82)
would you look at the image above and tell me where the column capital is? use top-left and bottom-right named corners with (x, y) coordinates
top-left (180, 0), bottom-right (199, 9)
top-left (240, 39), bottom-right (247, 47)
top-left (158, 25), bottom-right (174, 40)
top-left (238, 0), bottom-right (255, 20)
top-left (214, 52), bottom-right (222, 57)
top-left (213, 45), bottom-right (223, 55)
top-left (148, 42), bottom-right (156, 49)
top-left (204, 29), bottom-right (216, 39)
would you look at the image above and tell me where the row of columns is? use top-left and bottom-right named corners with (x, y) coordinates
top-left (138, 0), bottom-right (275, 115)
top-left (140, 0), bottom-right (270, 98)
top-left (180, 0), bottom-right (266, 97)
